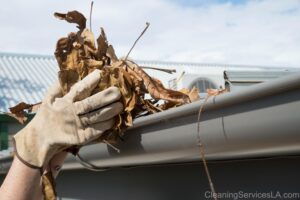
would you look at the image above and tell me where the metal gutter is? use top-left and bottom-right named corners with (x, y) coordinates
top-left (0, 73), bottom-right (299, 173)
top-left (61, 72), bottom-right (300, 170)
top-left (130, 72), bottom-right (300, 128)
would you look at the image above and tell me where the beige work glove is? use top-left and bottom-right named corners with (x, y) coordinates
top-left (13, 69), bottom-right (123, 170)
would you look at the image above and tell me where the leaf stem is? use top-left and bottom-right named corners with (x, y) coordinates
top-left (140, 66), bottom-right (176, 74)
top-left (89, 1), bottom-right (94, 31)
top-left (124, 22), bottom-right (150, 61)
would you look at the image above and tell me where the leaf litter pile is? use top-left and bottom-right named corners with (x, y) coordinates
top-left (53, 10), bottom-right (200, 143)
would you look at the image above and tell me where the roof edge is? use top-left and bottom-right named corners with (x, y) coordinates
top-left (0, 52), bottom-right (54, 59)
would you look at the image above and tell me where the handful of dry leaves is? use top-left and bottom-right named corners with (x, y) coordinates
top-left (52, 10), bottom-right (199, 144)
top-left (5, 8), bottom-right (203, 200)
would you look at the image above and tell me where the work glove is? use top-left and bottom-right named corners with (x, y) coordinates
top-left (13, 69), bottom-right (123, 170)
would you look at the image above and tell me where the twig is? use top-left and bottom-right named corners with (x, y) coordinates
top-left (175, 71), bottom-right (185, 84)
top-left (140, 66), bottom-right (176, 74)
top-left (103, 139), bottom-right (120, 153)
top-left (89, 1), bottom-right (94, 31)
top-left (197, 96), bottom-right (218, 200)
top-left (124, 22), bottom-right (150, 61)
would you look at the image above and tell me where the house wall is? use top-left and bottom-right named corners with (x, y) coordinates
top-left (0, 117), bottom-right (25, 156)
top-left (1, 157), bottom-right (298, 200)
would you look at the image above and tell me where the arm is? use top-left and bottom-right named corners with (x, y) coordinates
top-left (0, 151), bottom-right (68, 200)
top-left (0, 156), bottom-right (41, 200)
top-left (0, 69), bottom-right (123, 199)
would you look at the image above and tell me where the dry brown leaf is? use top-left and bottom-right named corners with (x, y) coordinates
top-left (106, 45), bottom-right (118, 63)
top-left (58, 69), bottom-right (80, 94)
top-left (180, 87), bottom-right (200, 102)
top-left (7, 102), bottom-right (33, 124)
top-left (125, 60), bottom-right (191, 104)
top-left (188, 87), bottom-right (200, 102)
top-left (42, 171), bottom-right (57, 200)
top-left (143, 99), bottom-right (163, 113)
top-left (84, 59), bottom-right (104, 71)
top-left (54, 11), bottom-right (86, 30)
top-left (80, 29), bottom-right (96, 50)
top-left (206, 88), bottom-right (228, 96)
top-left (96, 28), bottom-right (109, 59)
top-left (6, 102), bottom-right (42, 124)
top-left (9, 102), bottom-right (33, 113)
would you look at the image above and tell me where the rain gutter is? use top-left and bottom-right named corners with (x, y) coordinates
top-left (61, 72), bottom-right (300, 170)
top-left (1, 73), bottom-right (299, 173)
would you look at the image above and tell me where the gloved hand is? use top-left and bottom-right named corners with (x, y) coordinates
top-left (13, 69), bottom-right (123, 170)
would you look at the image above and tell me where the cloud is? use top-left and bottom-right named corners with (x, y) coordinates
top-left (0, 0), bottom-right (299, 67)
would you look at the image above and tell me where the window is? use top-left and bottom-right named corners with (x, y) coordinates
top-left (189, 78), bottom-right (217, 93)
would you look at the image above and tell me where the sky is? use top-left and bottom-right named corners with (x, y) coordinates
top-left (0, 0), bottom-right (299, 67)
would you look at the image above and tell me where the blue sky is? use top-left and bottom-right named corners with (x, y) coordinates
top-left (0, 0), bottom-right (299, 67)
